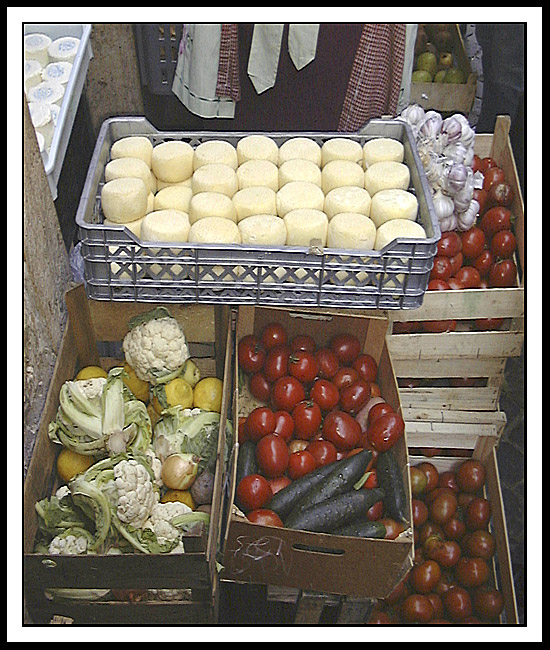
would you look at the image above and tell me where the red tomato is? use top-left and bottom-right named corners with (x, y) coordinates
top-left (454, 265), bottom-right (481, 289)
top-left (238, 335), bottom-right (266, 375)
top-left (287, 449), bottom-right (317, 479)
top-left (416, 462), bottom-right (439, 492)
top-left (271, 375), bottom-right (306, 412)
top-left (430, 256), bottom-right (453, 281)
top-left (315, 347), bottom-right (340, 379)
top-left (427, 278), bottom-right (451, 291)
top-left (352, 353), bottom-right (378, 383)
top-left (366, 412), bottom-right (405, 452)
top-left (465, 497), bottom-right (492, 530)
top-left (460, 226), bottom-right (486, 260)
top-left (455, 556), bottom-right (490, 588)
top-left (429, 491), bottom-right (458, 526)
top-left (307, 439), bottom-right (337, 467)
top-left (447, 277), bottom-right (465, 290)
top-left (463, 530), bottom-right (496, 560)
top-left (322, 410), bottom-right (362, 450)
top-left (246, 508), bottom-right (284, 527)
top-left (490, 229), bottom-right (516, 259)
top-left (236, 474), bottom-right (273, 512)
top-left (272, 410), bottom-right (294, 442)
top-left (438, 470), bottom-right (459, 493)
top-left (402, 594), bottom-right (434, 624)
top-left (268, 475), bottom-right (292, 495)
top-left (489, 259), bottom-right (517, 287)
top-left (436, 231), bottom-right (462, 258)
top-left (255, 433), bottom-right (290, 478)
top-left (238, 416), bottom-right (248, 444)
top-left (487, 181), bottom-right (514, 208)
top-left (409, 466), bottom-right (428, 497)
top-left (442, 517), bottom-right (467, 542)
top-left (292, 400), bottom-right (322, 440)
top-left (442, 586), bottom-right (472, 622)
top-left (332, 366), bottom-right (360, 391)
top-left (330, 333), bottom-right (361, 364)
top-left (368, 610), bottom-right (392, 624)
top-left (456, 459), bottom-right (486, 492)
top-left (422, 318), bottom-right (456, 333)
top-left (263, 345), bottom-right (290, 383)
top-left (472, 187), bottom-right (488, 215)
top-left (411, 498), bottom-right (429, 527)
top-left (379, 518), bottom-right (406, 540)
top-left (473, 249), bottom-right (494, 277)
top-left (288, 350), bottom-right (319, 384)
top-left (474, 317), bottom-right (505, 331)
top-left (479, 206), bottom-right (513, 238)
top-left (426, 593), bottom-right (445, 620)
top-left (260, 322), bottom-right (287, 351)
top-left (479, 157), bottom-right (498, 172)
top-left (410, 560), bottom-right (442, 594)
top-left (368, 401), bottom-right (394, 427)
top-left (246, 407), bottom-right (276, 442)
top-left (310, 378), bottom-right (340, 412)
top-left (471, 154), bottom-right (483, 173)
top-left (482, 166), bottom-right (505, 191)
top-left (289, 334), bottom-right (316, 354)
top-left (448, 251), bottom-right (463, 276)
top-left (249, 372), bottom-right (271, 402)
top-left (472, 586), bottom-right (505, 621)
top-left (424, 536), bottom-right (461, 569)
top-left (340, 379), bottom-right (371, 415)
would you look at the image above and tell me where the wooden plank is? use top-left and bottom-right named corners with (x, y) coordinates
top-left (293, 591), bottom-right (328, 624)
top-left (392, 356), bottom-right (506, 379)
top-left (337, 597), bottom-right (375, 624)
top-left (399, 386), bottom-right (500, 411)
top-left (65, 284), bottom-right (100, 368)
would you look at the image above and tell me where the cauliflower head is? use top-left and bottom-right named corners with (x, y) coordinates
top-left (143, 501), bottom-right (193, 547)
top-left (123, 308), bottom-right (189, 385)
top-left (49, 533), bottom-right (90, 555)
top-left (113, 458), bottom-right (159, 528)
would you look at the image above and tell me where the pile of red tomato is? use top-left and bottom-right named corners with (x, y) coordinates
top-left (429, 154), bottom-right (519, 295)
top-left (368, 457), bottom-right (506, 624)
top-left (236, 322), bottom-right (405, 531)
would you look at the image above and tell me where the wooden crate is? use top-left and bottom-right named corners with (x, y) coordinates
top-left (23, 284), bottom-right (234, 624)
top-left (410, 23), bottom-right (478, 114)
top-left (388, 116), bottom-right (524, 417)
top-left (220, 305), bottom-right (414, 600)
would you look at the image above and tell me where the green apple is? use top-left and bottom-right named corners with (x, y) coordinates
top-left (434, 69), bottom-right (447, 83)
top-left (416, 51), bottom-right (438, 78)
top-left (443, 67), bottom-right (466, 84)
top-left (439, 52), bottom-right (453, 69)
top-left (412, 69), bottom-right (433, 83)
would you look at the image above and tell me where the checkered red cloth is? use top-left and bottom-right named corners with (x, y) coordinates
top-left (338, 23), bottom-right (406, 131)
top-left (215, 24), bottom-right (241, 102)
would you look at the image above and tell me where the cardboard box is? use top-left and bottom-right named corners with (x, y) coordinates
top-left (23, 285), bottom-right (233, 624)
top-left (220, 305), bottom-right (414, 599)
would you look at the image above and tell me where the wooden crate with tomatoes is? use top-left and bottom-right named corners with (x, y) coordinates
top-left (23, 284), bottom-right (234, 624)
top-left (370, 441), bottom-right (519, 624)
top-left (220, 305), bottom-right (414, 600)
top-left (387, 116), bottom-right (524, 418)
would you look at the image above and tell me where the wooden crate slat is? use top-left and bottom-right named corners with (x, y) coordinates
top-left (392, 355), bottom-right (506, 378)
top-left (399, 386), bottom-right (501, 411)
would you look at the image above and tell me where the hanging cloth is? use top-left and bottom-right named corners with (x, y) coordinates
top-left (171, 24), bottom-right (237, 118)
top-left (338, 23), bottom-right (407, 131)
top-left (247, 24), bottom-right (320, 94)
top-left (215, 24), bottom-right (241, 103)
top-left (395, 24), bottom-right (418, 116)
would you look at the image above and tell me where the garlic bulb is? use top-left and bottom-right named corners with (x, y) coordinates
top-left (432, 189), bottom-right (455, 222)
top-left (440, 116), bottom-right (463, 146)
top-left (456, 199), bottom-right (480, 232)
top-left (443, 142), bottom-right (469, 164)
top-left (418, 114), bottom-right (442, 141)
top-left (440, 213), bottom-right (458, 232)
top-left (400, 103), bottom-right (425, 126)
top-left (444, 162), bottom-right (469, 195)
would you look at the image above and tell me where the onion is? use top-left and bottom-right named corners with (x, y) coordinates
top-left (161, 453), bottom-right (200, 490)
top-left (355, 397), bottom-right (386, 433)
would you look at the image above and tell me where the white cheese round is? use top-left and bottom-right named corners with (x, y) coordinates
top-left (279, 159), bottom-right (322, 188)
top-left (188, 216), bottom-right (241, 244)
top-left (111, 136), bottom-right (153, 168)
top-left (152, 140), bottom-right (194, 183)
top-left (146, 192), bottom-right (155, 214)
top-left (321, 138), bottom-right (362, 167)
top-left (25, 33), bottom-right (52, 66)
top-left (192, 162), bottom-right (238, 197)
top-left (324, 185), bottom-right (372, 221)
top-left (141, 209), bottom-right (190, 243)
top-left (279, 137), bottom-right (322, 167)
top-left (188, 191), bottom-right (237, 225)
top-left (156, 177), bottom-right (192, 191)
top-left (48, 36), bottom-right (81, 63)
top-left (276, 181), bottom-right (325, 217)
top-left (237, 134), bottom-right (279, 165)
top-left (28, 101), bottom-right (55, 149)
top-left (363, 137), bottom-right (404, 168)
top-left (25, 59), bottom-right (43, 94)
top-left (42, 61), bottom-right (73, 85)
top-left (327, 212), bottom-right (377, 250)
top-left (105, 157), bottom-right (156, 194)
top-left (193, 139), bottom-right (238, 171)
top-left (364, 161), bottom-right (410, 197)
top-left (239, 214), bottom-right (287, 246)
top-left (237, 159), bottom-right (279, 192)
top-left (374, 218), bottom-right (427, 250)
top-left (27, 81), bottom-right (65, 106)
top-left (154, 184), bottom-right (193, 214)
top-left (283, 209), bottom-right (328, 247)
top-left (369, 189), bottom-right (419, 228)
top-left (232, 186), bottom-right (278, 222)
top-left (104, 215), bottom-right (147, 238)
top-left (101, 177), bottom-right (149, 224)
top-left (321, 160), bottom-right (365, 195)
top-left (36, 130), bottom-right (45, 153)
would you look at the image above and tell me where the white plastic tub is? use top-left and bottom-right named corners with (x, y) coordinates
top-left (24, 24), bottom-right (93, 199)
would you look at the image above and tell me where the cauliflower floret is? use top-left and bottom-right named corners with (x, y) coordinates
top-left (75, 377), bottom-right (107, 400)
top-left (123, 314), bottom-right (189, 385)
top-left (113, 459), bottom-right (159, 528)
top-left (143, 501), bottom-right (192, 547)
top-left (144, 448), bottom-right (164, 488)
top-left (49, 533), bottom-right (89, 555)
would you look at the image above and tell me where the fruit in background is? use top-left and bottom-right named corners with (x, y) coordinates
top-left (412, 69), bottom-right (433, 83)
top-left (434, 70), bottom-right (447, 83)
top-left (444, 67), bottom-right (466, 84)
top-left (439, 52), bottom-right (453, 69)
top-left (415, 26), bottom-right (429, 54)
top-left (416, 51), bottom-right (438, 78)
top-left (433, 29), bottom-right (453, 53)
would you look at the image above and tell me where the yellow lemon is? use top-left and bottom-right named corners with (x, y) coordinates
top-left (75, 365), bottom-right (108, 380)
top-left (152, 377), bottom-right (194, 414)
top-left (121, 362), bottom-right (150, 402)
top-left (193, 377), bottom-right (223, 412)
top-left (161, 489), bottom-right (196, 510)
top-left (57, 448), bottom-right (95, 482)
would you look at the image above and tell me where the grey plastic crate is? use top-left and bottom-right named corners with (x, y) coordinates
top-left (75, 116), bottom-right (440, 309)
top-left (134, 24), bottom-right (182, 96)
